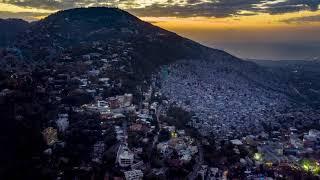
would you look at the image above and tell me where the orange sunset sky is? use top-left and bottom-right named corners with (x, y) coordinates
top-left (0, 0), bottom-right (320, 60)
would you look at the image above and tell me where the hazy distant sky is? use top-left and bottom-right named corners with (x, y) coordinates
top-left (1, 0), bottom-right (320, 60)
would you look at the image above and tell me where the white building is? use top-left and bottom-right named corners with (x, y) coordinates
top-left (197, 165), bottom-right (208, 180)
top-left (157, 142), bottom-right (172, 157)
top-left (116, 144), bottom-right (134, 167)
top-left (56, 113), bottom-right (69, 133)
top-left (97, 100), bottom-right (108, 108)
top-left (230, 139), bottom-right (243, 146)
top-left (124, 93), bottom-right (133, 107)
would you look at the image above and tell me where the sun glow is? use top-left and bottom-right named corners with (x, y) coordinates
top-left (0, 3), bottom-right (56, 14)
top-left (142, 10), bottom-right (320, 31)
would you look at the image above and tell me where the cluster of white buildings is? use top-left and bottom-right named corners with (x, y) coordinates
top-left (197, 165), bottom-right (226, 180)
top-left (159, 59), bottom-right (294, 139)
top-left (224, 128), bottom-right (320, 178)
top-left (82, 93), bottom-right (135, 121)
top-left (157, 126), bottom-right (198, 163)
top-left (124, 169), bottom-right (143, 180)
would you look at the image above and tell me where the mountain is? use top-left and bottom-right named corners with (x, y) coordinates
top-left (0, 19), bottom-right (29, 47)
top-left (13, 8), bottom-right (286, 88)
top-left (8, 7), bottom-right (314, 137)
top-left (253, 60), bottom-right (320, 108)
top-left (1, 7), bottom-right (320, 180)
top-left (14, 8), bottom-right (210, 72)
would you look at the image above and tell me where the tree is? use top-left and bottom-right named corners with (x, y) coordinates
top-left (166, 106), bottom-right (192, 129)
top-left (158, 129), bottom-right (170, 142)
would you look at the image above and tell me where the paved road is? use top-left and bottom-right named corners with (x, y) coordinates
top-left (152, 105), bottom-right (162, 148)
top-left (147, 105), bottom-right (163, 169)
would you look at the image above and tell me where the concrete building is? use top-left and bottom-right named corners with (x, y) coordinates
top-left (42, 127), bottom-right (58, 146)
top-left (116, 144), bottom-right (134, 168)
top-left (56, 113), bottom-right (69, 133)
top-left (197, 165), bottom-right (208, 180)
top-left (109, 97), bottom-right (120, 109)
top-left (124, 170), bottom-right (143, 180)
top-left (124, 93), bottom-right (133, 107)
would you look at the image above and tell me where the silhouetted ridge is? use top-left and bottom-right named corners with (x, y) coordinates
top-left (12, 7), bottom-right (286, 93)
top-left (0, 19), bottom-right (29, 47)
top-left (15, 8), bottom-right (209, 59)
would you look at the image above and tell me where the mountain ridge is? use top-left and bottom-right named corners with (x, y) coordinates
top-left (0, 18), bottom-right (29, 47)
top-left (8, 7), bottom-right (290, 96)
top-left (14, 8), bottom-right (211, 61)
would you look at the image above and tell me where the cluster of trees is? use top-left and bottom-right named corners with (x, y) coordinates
top-left (0, 19), bottom-right (29, 47)
top-left (0, 71), bottom-right (50, 179)
top-left (165, 106), bottom-right (193, 130)
top-left (158, 129), bottom-right (171, 142)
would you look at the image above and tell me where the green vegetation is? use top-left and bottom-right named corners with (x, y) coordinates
top-left (300, 159), bottom-right (320, 175)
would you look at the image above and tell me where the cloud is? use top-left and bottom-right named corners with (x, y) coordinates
top-left (0, 0), bottom-right (319, 18)
top-left (1, 0), bottom-right (93, 10)
top-left (128, 0), bottom-right (263, 18)
top-left (282, 14), bottom-right (320, 23)
top-left (0, 10), bottom-right (49, 21)
top-left (127, 0), bottom-right (320, 18)
top-left (260, 0), bottom-right (320, 14)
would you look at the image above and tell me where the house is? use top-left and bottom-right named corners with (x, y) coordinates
top-left (124, 94), bottom-right (133, 107)
top-left (207, 167), bottom-right (220, 180)
top-left (97, 100), bottom-right (108, 107)
top-left (109, 97), bottom-right (120, 109)
top-left (197, 165), bottom-right (208, 180)
top-left (42, 127), bottom-right (58, 146)
top-left (230, 139), bottom-right (243, 146)
top-left (56, 113), bottom-right (69, 133)
top-left (129, 123), bottom-right (149, 133)
top-left (290, 135), bottom-right (303, 149)
top-left (179, 149), bottom-right (192, 162)
top-left (115, 126), bottom-right (126, 141)
top-left (163, 126), bottom-right (176, 133)
top-left (157, 142), bottom-right (173, 157)
top-left (124, 170), bottom-right (143, 180)
top-left (131, 161), bottom-right (145, 170)
top-left (116, 144), bottom-right (134, 168)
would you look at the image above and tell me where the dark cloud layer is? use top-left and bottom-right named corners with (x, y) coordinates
top-left (0, 0), bottom-right (319, 18)
top-left (129, 0), bottom-right (263, 18)
top-left (264, 0), bottom-right (320, 14)
top-left (1, 0), bottom-right (92, 10)
top-left (282, 14), bottom-right (320, 23)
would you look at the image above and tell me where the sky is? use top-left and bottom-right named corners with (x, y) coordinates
top-left (0, 0), bottom-right (320, 60)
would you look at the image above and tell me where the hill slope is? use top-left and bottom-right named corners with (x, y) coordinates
top-left (0, 19), bottom-right (29, 47)
top-left (1, 7), bottom-right (320, 180)
top-left (158, 59), bottom-right (297, 138)
top-left (14, 8), bottom-right (211, 72)
top-left (13, 8), bottom-right (286, 87)
top-left (253, 60), bottom-right (320, 107)
top-left (10, 7), bottom-right (312, 137)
